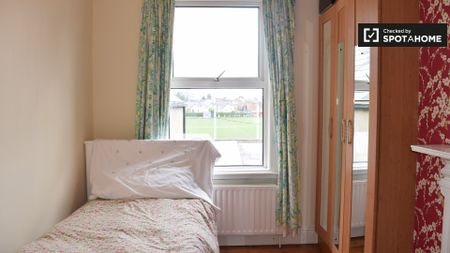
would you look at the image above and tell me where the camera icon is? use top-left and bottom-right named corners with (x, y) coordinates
top-left (363, 28), bottom-right (379, 43)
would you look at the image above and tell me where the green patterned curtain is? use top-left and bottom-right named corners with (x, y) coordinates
top-left (262, 0), bottom-right (300, 235)
top-left (135, 0), bottom-right (175, 139)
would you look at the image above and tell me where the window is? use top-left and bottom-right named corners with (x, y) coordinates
top-left (169, 1), bottom-right (271, 172)
top-left (173, 7), bottom-right (259, 78)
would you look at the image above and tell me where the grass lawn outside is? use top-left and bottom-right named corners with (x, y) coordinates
top-left (186, 116), bottom-right (262, 140)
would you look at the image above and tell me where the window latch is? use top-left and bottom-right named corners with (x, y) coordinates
top-left (215, 70), bottom-right (226, 82)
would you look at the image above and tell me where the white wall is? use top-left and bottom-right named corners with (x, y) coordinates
top-left (294, 0), bottom-right (319, 239)
top-left (93, 0), bottom-right (141, 139)
top-left (0, 0), bottom-right (93, 252)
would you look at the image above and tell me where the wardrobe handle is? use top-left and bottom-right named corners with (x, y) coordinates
top-left (329, 117), bottom-right (333, 139)
top-left (347, 119), bottom-right (353, 144)
top-left (341, 119), bottom-right (347, 143)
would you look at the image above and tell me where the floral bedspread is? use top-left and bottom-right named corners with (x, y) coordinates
top-left (19, 199), bottom-right (218, 253)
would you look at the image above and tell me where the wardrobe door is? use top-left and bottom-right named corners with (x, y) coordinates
top-left (339, 0), bottom-right (373, 252)
top-left (319, 18), bottom-right (332, 233)
top-left (333, 5), bottom-right (347, 250)
top-left (340, 0), bottom-right (378, 252)
top-left (332, 40), bottom-right (345, 252)
top-left (317, 9), bottom-right (335, 250)
top-left (318, 6), bottom-right (346, 252)
top-left (345, 45), bottom-right (371, 253)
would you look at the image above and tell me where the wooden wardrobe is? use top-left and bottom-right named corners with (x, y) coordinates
top-left (316, 0), bottom-right (420, 252)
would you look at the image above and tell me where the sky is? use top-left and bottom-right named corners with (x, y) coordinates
top-left (173, 7), bottom-right (259, 78)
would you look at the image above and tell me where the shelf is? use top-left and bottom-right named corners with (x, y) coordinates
top-left (411, 144), bottom-right (450, 177)
top-left (411, 144), bottom-right (450, 253)
top-left (411, 145), bottom-right (450, 161)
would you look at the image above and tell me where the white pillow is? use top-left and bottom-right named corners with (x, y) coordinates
top-left (87, 140), bottom-right (220, 208)
top-left (92, 161), bottom-right (213, 206)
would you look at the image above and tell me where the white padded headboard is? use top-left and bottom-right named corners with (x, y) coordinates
top-left (84, 140), bottom-right (220, 200)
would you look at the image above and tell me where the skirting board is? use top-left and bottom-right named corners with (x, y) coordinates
top-left (218, 229), bottom-right (318, 246)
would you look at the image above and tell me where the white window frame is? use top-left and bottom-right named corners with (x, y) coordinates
top-left (172, 0), bottom-right (276, 179)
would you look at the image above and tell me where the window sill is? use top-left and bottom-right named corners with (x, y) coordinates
top-left (213, 168), bottom-right (277, 180)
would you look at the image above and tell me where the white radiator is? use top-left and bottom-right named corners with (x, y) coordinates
top-left (213, 185), bottom-right (279, 235)
top-left (351, 180), bottom-right (367, 237)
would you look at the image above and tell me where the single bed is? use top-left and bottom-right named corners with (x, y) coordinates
top-left (20, 140), bottom-right (220, 253)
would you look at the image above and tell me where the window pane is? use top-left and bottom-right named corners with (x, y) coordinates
top-left (173, 7), bottom-right (259, 78)
top-left (169, 89), bottom-right (263, 166)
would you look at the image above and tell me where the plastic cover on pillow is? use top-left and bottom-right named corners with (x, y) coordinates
top-left (87, 140), bottom-right (220, 207)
